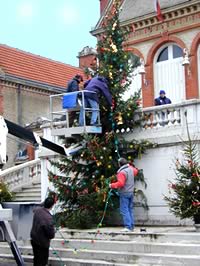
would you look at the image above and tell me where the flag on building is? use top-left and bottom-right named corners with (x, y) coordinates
top-left (154, 0), bottom-right (164, 21)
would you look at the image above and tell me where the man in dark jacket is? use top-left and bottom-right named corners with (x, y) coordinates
top-left (66, 74), bottom-right (83, 92)
top-left (155, 90), bottom-right (172, 105)
top-left (79, 76), bottom-right (112, 126)
top-left (30, 197), bottom-right (55, 266)
top-left (65, 74), bottom-right (83, 126)
top-left (109, 158), bottom-right (138, 232)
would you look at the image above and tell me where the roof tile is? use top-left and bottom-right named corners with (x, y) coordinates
top-left (0, 44), bottom-right (84, 89)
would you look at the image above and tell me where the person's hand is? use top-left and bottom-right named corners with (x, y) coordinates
top-left (109, 183), bottom-right (112, 189)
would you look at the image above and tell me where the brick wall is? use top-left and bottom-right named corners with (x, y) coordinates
top-left (100, 0), bottom-right (109, 15)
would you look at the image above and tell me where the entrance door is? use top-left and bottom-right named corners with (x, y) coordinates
top-left (154, 44), bottom-right (185, 104)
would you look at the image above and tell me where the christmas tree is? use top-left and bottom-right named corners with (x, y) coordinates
top-left (165, 117), bottom-right (200, 223)
top-left (48, 0), bottom-right (152, 229)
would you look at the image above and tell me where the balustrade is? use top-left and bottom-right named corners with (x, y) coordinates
top-left (0, 159), bottom-right (41, 192)
top-left (133, 99), bottom-right (200, 131)
top-left (129, 99), bottom-right (200, 142)
top-left (139, 105), bottom-right (181, 129)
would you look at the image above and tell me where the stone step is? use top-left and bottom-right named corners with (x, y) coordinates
top-left (1, 245), bottom-right (200, 266)
top-left (0, 254), bottom-right (144, 266)
top-left (12, 196), bottom-right (40, 202)
top-left (13, 180), bottom-right (41, 202)
top-left (0, 256), bottom-right (31, 266)
top-left (3, 237), bottom-right (200, 256)
top-left (23, 182), bottom-right (41, 188)
top-left (14, 191), bottom-right (41, 196)
top-left (20, 187), bottom-right (41, 192)
top-left (55, 227), bottom-right (200, 243)
top-left (50, 238), bottom-right (200, 255)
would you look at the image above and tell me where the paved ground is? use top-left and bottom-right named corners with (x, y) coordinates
top-left (60, 225), bottom-right (197, 234)
top-left (0, 263), bottom-right (17, 266)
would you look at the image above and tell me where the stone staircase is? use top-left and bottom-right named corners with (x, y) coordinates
top-left (13, 181), bottom-right (41, 202)
top-left (0, 159), bottom-right (42, 202)
top-left (0, 226), bottom-right (200, 265)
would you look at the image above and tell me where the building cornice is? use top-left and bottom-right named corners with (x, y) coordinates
top-left (0, 74), bottom-right (65, 95)
top-left (91, 0), bottom-right (200, 36)
top-left (126, 10), bottom-right (200, 46)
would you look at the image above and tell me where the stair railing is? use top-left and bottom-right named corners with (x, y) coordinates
top-left (0, 159), bottom-right (41, 192)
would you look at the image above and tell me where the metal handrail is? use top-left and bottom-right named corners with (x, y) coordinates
top-left (50, 90), bottom-right (101, 128)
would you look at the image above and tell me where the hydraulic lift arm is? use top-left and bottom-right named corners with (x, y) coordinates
top-left (5, 118), bottom-right (66, 156)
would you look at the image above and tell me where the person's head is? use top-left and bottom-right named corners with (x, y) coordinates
top-left (159, 90), bottom-right (166, 98)
top-left (74, 74), bottom-right (83, 83)
top-left (44, 197), bottom-right (55, 209)
top-left (118, 157), bottom-right (128, 167)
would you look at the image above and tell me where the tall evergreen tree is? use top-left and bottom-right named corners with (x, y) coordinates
top-left (48, 0), bottom-right (151, 229)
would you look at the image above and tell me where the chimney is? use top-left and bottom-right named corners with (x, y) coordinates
top-left (78, 46), bottom-right (97, 72)
top-left (100, 0), bottom-right (109, 15)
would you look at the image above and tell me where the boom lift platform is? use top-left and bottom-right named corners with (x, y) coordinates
top-left (50, 91), bottom-right (102, 137)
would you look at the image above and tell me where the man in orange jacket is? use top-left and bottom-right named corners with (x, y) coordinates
top-left (109, 158), bottom-right (138, 232)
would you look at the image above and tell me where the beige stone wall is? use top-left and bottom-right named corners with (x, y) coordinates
top-left (2, 83), bottom-right (61, 168)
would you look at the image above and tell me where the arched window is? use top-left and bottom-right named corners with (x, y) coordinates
top-left (154, 43), bottom-right (185, 104)
top-left (157, 45), bottom-right (182, 62)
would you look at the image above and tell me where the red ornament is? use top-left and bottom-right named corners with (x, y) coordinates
top-left (171, 184), bottom-right (176, 189)
top-left (112, 99), bottom-right (116, 108)
top-left (192, 173), bottom-right (198, 177)
top-left (54, 195), bottom-right (58, 203)
top-left (192, 202), bottom-right (200, 206)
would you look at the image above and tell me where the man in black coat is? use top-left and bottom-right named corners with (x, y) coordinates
top-left (65, 74), bottom-right (83, 126)
top-left (30, 197), bottom-right (55, 266)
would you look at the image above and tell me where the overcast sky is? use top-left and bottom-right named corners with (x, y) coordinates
top-left (1, 0), bottom-right (100, 66)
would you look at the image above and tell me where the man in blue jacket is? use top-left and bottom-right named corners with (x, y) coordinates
top-left (155, 90), bottom-right (172, 105)
top-left (79, 76), bottom-right (112, 126)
